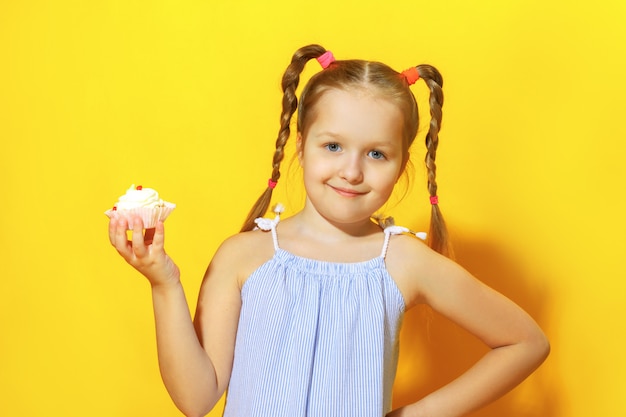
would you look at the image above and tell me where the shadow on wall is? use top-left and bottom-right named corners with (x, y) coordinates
top-left (392, 238), bottom-right (560, 417)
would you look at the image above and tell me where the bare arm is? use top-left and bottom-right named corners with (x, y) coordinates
top-left (109, 216), bottom-right (242, 417)
top-left (387, 239), bottom-right (550, 417)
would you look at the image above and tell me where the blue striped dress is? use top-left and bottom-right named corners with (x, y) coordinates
top-left (223, 221), bottom-right (406, 417)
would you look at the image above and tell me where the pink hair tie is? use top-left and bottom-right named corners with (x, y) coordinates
top-left (317, 51), bottom-right (335, 69)
top-left (268, 179), bottom-right (278, 189)
top-left (430, 195), bottom-right (439, 205)
top-left (401, 67), bottom-right (420, 85)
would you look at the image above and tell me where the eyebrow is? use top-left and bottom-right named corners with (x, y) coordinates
top-left (315, 131), bottom-right (399, 149)
top-left (315, 131), bottom-right (343, 140)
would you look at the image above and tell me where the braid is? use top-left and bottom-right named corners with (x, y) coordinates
top-left (240, 44), bottom-right (327, 232)
top-left (417, 65), bottom-right (453, 257)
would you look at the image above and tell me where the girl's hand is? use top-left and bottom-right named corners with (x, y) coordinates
top-left (108, 215), bottom-right (180, 288)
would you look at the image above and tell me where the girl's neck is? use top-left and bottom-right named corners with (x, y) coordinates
top-left (291, 201), bottom-right (381, 241)
top-left (276, 202), bottom-right (385, 263)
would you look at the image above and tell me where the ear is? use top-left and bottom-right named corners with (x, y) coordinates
top-left (296, 132), bottom-right (304, 165)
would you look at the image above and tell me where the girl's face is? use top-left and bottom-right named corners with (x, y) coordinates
top-left (297, 87), bottom-right (406, 226)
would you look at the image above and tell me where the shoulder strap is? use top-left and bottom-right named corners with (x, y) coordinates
top-left (253, 205), bottom-right (284, 252)
top-left (380, 226), bottom-right (407, 258)
top-left (253, 217), bottom-right (280, 251)
top-left (380, 225), bottom-right (428, 258)
top-left (269, 222), bottom-right (279, 251)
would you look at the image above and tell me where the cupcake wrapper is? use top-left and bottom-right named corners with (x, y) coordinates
top-left (105, 202), bottom-right (176, 229)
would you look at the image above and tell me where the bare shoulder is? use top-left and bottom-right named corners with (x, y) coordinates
top-left (208, 229), bottom-right (276, 287)
top-left (193, 229), bottom-right (275, 393)
top-left (195, 229), bottom-right (275, 320)
top-left (386, 233), bottom-right (549, 361)
top-left (384, 233), bottom-right (459, 309)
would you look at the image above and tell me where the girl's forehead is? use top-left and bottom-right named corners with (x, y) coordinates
top-left (304, 89), bottom-right (405, 145)
top-left (318, 85), bottom-right (388, 103)
top-left (311, 88), bottom-right (403, 125)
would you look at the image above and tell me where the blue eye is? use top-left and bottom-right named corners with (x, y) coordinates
top-left (325, 143), bottom-right (341, 152)
top-left (368, 150), bottom-right (386, 160)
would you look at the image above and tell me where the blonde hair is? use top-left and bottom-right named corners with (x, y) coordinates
top-left (241, 44), bottom-right (452, 257)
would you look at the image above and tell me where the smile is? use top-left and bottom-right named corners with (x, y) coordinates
top-left (328, 184), bottom-right (367, 197)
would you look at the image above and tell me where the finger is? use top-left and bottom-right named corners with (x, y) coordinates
top-left (109, 216), bottom-right (133, 262)
top-left (130, 217), bottom-right (147, 256)
top-left (108, 216), bottom-right (118, 245)
top-left (150, 221), bottom-right (165, 251)
top-left (111, 216), bottom-right (133, 257)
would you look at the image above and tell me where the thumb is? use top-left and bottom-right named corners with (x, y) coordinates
top-left (149, 221), bottom-right (165, 250)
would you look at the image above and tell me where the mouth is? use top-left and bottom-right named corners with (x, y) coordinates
top-left (328, 184), bottom-right (367, 197)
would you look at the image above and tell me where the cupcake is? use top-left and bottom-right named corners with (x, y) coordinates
top-left (105, 184), bottom-right (175, 228)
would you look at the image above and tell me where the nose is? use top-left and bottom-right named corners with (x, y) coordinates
top-left (339, 154), bottom-right (364, 184)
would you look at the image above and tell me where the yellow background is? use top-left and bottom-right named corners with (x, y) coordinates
top-left (1, 1), bottom-right (625, 416)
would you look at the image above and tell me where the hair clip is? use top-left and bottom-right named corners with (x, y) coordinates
top-left (401, 67), bottom-right (420, 85)
top-left (317, 51), bottom-right (335, 69)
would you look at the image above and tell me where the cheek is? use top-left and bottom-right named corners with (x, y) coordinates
top-left (376, 164), bottom-right (405, 191)
top-left (301, 155), bottom-right (327, 181)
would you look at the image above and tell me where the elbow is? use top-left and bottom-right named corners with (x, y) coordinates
top-left (183, 412), bottom-right (208, 417)
top-left (164, 377), bottom-right (223, 417)
top-left (172, 394), bottom-right (218, 417)
top-left (529, 328), bottom-right (551, 367)
top-left (178, 404), bottom-right (212, 417)
top-left (538, 333), bottom-right (551, 362)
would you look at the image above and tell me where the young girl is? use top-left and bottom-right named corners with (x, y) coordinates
top-left (108, 44), bottom-right (549, 417)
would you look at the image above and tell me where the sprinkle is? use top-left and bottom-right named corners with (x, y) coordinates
top-left (136, 185), bottom-right (143, 190)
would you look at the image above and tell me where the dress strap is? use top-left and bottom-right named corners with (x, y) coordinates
top-left (381, 226), bottom-right (407, 258)
top-left (380, 225), bottom-right (428, 258)
top-left (253, 204), bottom-right (284, 252)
